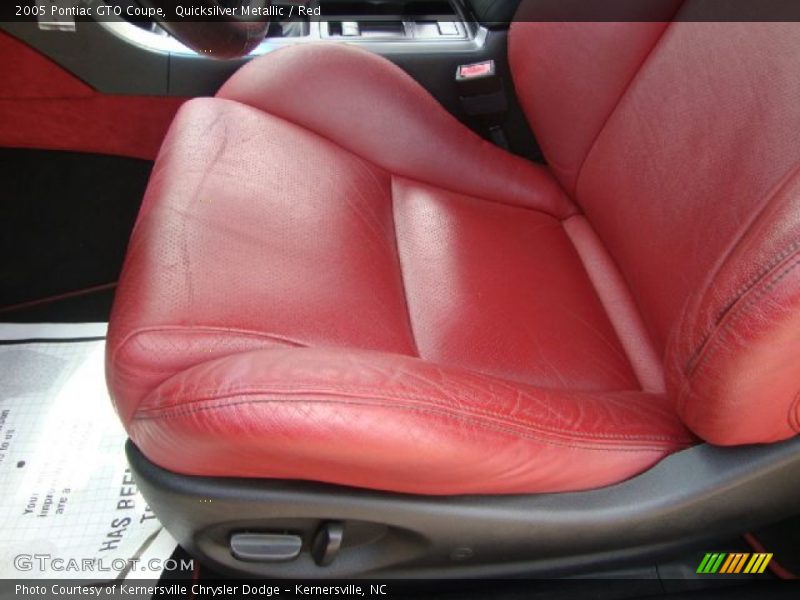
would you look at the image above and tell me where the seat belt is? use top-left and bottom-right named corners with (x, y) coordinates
top-left (456, 59), bottom-right (510, 149)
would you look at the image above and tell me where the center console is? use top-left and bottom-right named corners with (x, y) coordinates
top-left (110, 0), bottom-right (482, 54)
top-left (317, 0), bottom-right (471, 42)
top-left (0, 0), bottom-right (525, 142)
top-left (117, 0), bottom-right (475, 44)
top-left (0, 0), bottom-right (496, 92)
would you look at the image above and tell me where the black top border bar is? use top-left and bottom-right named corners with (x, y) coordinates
top-left (5, 0), bottom-right (800, 23)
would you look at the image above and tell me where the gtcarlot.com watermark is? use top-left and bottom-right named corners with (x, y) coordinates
top-left (13, 553), bottom-right (193, 573)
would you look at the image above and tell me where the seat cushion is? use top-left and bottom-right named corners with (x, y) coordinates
top-left (107, 44), bottom-right (694, 495)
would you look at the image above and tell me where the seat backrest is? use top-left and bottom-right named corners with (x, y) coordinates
top-left (509, 1), bottom-right (800, 445)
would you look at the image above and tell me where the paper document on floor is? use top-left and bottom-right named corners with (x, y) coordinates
top-left (0, 323), bottom-right (177, 580)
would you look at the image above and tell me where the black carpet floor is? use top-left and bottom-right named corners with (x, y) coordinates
top-left (0, 149), bottom-right (151, 321)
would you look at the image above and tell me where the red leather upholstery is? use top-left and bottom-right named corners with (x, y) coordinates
top-left (511, 18), bottom-right (800, 444)
top-left (216, 43), bottom-right (571, 216)
top-left (107, 7), bottom-right (800, 494)
top-left (132, 349), bottom-right (690, 495)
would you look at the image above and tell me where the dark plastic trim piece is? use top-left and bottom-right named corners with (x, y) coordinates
top-left (127, 437), bottom-right (800, 578)
top-left (230, 532), bottom-right (303, 562)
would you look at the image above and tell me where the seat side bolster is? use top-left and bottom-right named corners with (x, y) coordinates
top-left (669, 252), bottom-right (800, 445)
top-left (129, 347), bottom-right (694, 495)
top-left (216, 43), bottom-right (574, 219)
top-left (667, 167), bottom-right (800, 445)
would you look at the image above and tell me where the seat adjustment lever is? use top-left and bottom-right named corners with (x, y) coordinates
top-left (311, 521), bottom-right (345, 567)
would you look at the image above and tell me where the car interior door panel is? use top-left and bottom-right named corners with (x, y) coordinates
top-left (0, 31), bottom-right (183, 159)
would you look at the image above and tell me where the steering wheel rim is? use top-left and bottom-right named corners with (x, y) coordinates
top-left (137, 0), bottom-right (272, 59)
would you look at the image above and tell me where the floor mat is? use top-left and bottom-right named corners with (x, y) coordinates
top-left (0, 323), bottom-right (177, 580)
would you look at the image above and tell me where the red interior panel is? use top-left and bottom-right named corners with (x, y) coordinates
top-left (0, 31), bottom-right (185, 160)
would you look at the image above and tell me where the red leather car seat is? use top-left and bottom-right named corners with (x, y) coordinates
top-left (106, 6), bottom-right (800, 495)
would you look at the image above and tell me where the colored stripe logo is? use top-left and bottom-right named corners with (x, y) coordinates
top-left (697, 552), bottom-right (773, 574)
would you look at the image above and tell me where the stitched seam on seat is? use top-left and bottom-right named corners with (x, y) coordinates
top-left (572, 13), bottom-right (681, 196)
top-left (684, 240), bottom-right (800, 375)
top-left (687, 250), bottom-right (800, 377)
top-left (141, 381), bottom-right (674, 438)
top-left (132, 395), bottom-right (689, 452)
top-left (111, 325), bottom-right (305, 371)
top-left (389, 176), bottom-right (421, 357)
top-left (679, 252), bottom-right (800, 411)
top-left (137, 386), bottom-right (693, 443)
top-left (680, 159), bottom-right (800, 374)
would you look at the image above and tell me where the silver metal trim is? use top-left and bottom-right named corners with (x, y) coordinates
top-left (91, 2), bottom-right (488, 59)
top-left (36, 0), bottom-right (77, 32)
